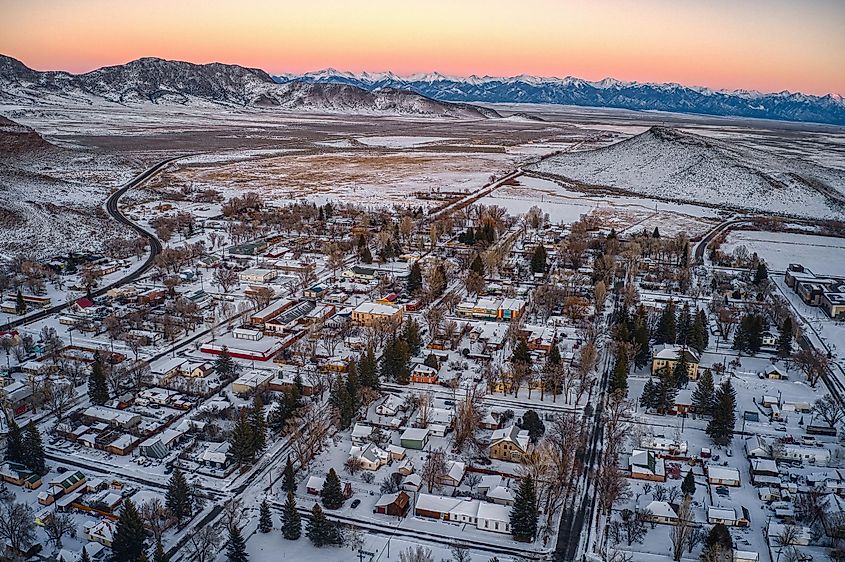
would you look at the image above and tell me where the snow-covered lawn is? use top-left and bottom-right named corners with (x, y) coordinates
top-left (723, 230), bottom-right (845, 276)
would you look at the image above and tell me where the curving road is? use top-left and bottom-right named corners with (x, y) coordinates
top-left (7, 157), bottom-right (181, 329)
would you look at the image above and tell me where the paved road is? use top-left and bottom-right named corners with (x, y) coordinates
top-left (7, 157), bottom-right (181, 329)
top-left (693, 217), bottom-right (746, 264)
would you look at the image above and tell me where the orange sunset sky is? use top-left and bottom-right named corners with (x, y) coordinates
top-left (1, 0), bottom-right (843, 95)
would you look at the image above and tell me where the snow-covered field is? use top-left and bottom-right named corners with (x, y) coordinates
top-left (722, 230), bottom-right (845, 275)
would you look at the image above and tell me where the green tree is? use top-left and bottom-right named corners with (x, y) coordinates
top-left (330, 375), bottom-right (354, 429)
top-left (611, 354), bottom-right (629, 394)
top-left (358, 345), bottom-right (379, 390)
top-left (512, 337), bottom-right (530, 366)
top-left (111, 499), bottom-right (146, 562)
top-left (655, 301), bottom-right (677, 344)
top-left (4, 419), bottom-right (22, 463)
top-left (520, 410), bottom-right (545, 443)
top-left (407, 261), bottom-right (422, 294)
top-left (691, 369), bottom-right (716, 416)
top-left (633, 306), bottom-right (651, 369)
top-left (361, 246), bottom-right (373, 264)
top-left (282, 456), bottom-right (296, 493)
top-left (250, 395), bottom-right (266, 454)
top-left (229, 408), bottom-right (256, 468)
top-left (153, 540), bottom-right (169, 562)
top-left (81, 546), bottom-right (92, 562)
top-left (89, 355), bottom-right (110, 405)
top-left (778, 317), bottom-right (793, 358)
top-left (530, 244), bottom-right (547, 274)
top-left (214, 347), bottom-right (235, 377)
top-left (165, 467), bottom-right (192, 524)
top-left (403, 318), bottom-right (423, 356)
top-left (226, 524), bottom-right (249, 562)
top-left (381, 337), bottom-right (411, 384)
top-left (15, 289), bottom-right (26, 315)
top-left (681, 470), bottom-right (696, 497)
top-left (258, 499), bottom-right (273, 533)
top-left (689, 309), bottom-right (709, 353)
top-left (641, 369), bottom-right (677, 414)
top-left (306, 504), bottom-right (341, 547)
top-left (510, 475), bottom-right (539, 542)
top-left (734, 313), bottom-right (764, 355)
top-left (672, 353), bottom-right (690, 388)
top-left (706, 379), bottom-right (737, 446)
top-left (320, 468), bottom-right (345, 510)
top-left (754, 262), bottom-right (769, 285)
top-left (677, 303), bottom-right (692, 346)
top-left (281, 490), bottom-right (302, 540)
top-left (22, 422), bottom-right (45, 474)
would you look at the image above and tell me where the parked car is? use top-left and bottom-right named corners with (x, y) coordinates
top-left (351, 499), bottom-right (361, 509)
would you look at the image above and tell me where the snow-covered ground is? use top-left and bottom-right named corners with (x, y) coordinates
top-left (722, 230), bottom-right (845, 275)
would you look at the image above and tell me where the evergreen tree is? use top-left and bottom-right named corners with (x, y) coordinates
top-left (22, 422), bottom-right (45, 474)
top-left (4, 419), bottom-right (22, 464)
top-left (282, 456), bottom-right (296, 493)
top-left (510, 475), bottom-right (539, 542)
top-left (15, 289), bottom-right (26, 315)
top-left (345, 361), bottom-right (360, 414)
top-left (258, 499), bottom-right (273, 533)
top-left (633, 306), bottom-right (651, 369)
top-left (691, 369), bottom-right (716, 416)
top-left (281, 490), bottom-right (302, 540)
top-left (307, 504), bottom-right (341, 547)
top-left (320, 468), bottom-right (345, 509)
top-left (530, 244), bottom-right (547, 274)
top-left (214, 347), bottom-right (235, 377)
top-left (381, 337), bottom-right (411, 384)
top-left (226, 525), bottom-right (249, 562)
top-left (111, 500), bottom-right (146, 562)
top-left (229, 408), bottom-right (256, 468)
top-left (640, 379), bottom-right (657, 411)
top-left (469, 254), bottom-right (484, 276)
top-left (430, 264), bottom-right (447, 297)
top-left (706, 379), bottom-right (737, 446)
top-left (734, 314), bottom-right (765, 355)
top-left (512, 337), bottom-right (531, 366)
top-left (407, 261), bottom-right (422, 294)
top-left (689, 309), bottom-right (709, 353)
top-left (358, 345), bottom-right (379, 390)
top-left (403, 318), bottom-right (422, 356)
top-left (89, 355), bottom-right (110, 405)
top-left (702, 523), bottom-right (732, 559)
top-left (652, 227), bottom-right (660, 239)
top-left (165, 467), bottom-right (192, 524)
top-left (250, 395), bottom-right (266, 454)
top-left (677, 303), bottom-right (692, 346)
top-left (754, 262), bottom-right (769, 285)
top-left (681, 470), bottom-right (696, 497)
top-left (610, 354), bottom-right (629, 394)
top-left (672, 353), bottom-right (690, 388)
top-left (641, 369), bottom-right (677, 413)
top-left (361, 246), bottom-right (373, 264)
top-left (655, 301), bottom-right (677, 344)
top-left (153, 540), bottom-right (168, 562)
top-left (81, 546), bottom-right (92, 562)
top-left (330, 375), bottom-right (354, 429)
top-left (547, 343), bottom-right (561, 366)
top-left (778, 317), bottom-right (793, 357)
top-left (520, 410), bottom-right (545, 443)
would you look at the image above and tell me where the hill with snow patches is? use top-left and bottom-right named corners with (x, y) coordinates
top-left (0, 55), bottom-right (499, 118)
top-left (0, 115), bottom-right (138, 259)
top-left (528, 127), bottom-right (845, 220)
top-left (278, 70), bottom-right (845, 125)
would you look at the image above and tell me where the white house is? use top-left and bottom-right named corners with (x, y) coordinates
top-left (476, 502), bottom-right (511, 534)
top-left (349, 443), bottom-right (389, 471)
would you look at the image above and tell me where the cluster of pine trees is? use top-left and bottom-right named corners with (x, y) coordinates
top-left (457, 223), bottom-right (496, 247)
top-left (510, 475), bottom-right (539, 542)
top-left (654, 301), bottom-right (709, 353)
top-left (330, 343), bottom-right (383, 428)
top-left (5, 420), bottom-right (45, 475)
top-left (733, 313), bottom-right (767, 355)
top-left (530, 244), bottom-right (547, 274)
top-left (88, 352), bottom-right (110, 405)
top-left (381, 320), bottom-right (421, 384)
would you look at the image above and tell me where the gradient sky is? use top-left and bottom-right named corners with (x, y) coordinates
top-left (1, 0), bottom-right (843, 95)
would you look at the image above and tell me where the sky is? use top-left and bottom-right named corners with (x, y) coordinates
top-left (1, 0), bottom-right (843, 96)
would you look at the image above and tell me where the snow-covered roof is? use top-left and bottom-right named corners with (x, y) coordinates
top-left (490, 425), bottom-right (529, 451)
top-left (477, 501), bottom-right (511, 523)
top-left (643, 500), bottom-right (677, 519)
top-left (707, 466), bottom-right (740, 481)
top-left (487, 486), bottom-right (514, 503)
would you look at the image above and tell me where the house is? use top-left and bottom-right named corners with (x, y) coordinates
top-left (476, 502), bottom-right (512, 534)
top-left (374, 491), bottom-right (410, 517)
top-left (707, 466), bottom-right (741, 487)
top-left (489, 425), bottom-right (530, 463)
top-left (733, 551), bottom-right (759, 562)
top-left (149, 357), bottom-right (186, 383)
top-left (761, 332), bottom-right (778, 347)
top-left (185, 362), bottom-right (214, 378)
top-left (487, 486), bottom-right (515, 506)
top-left (762, 365), bottom-right (787, 380)
top-left (351, 302), bottom-right (403, 326)
top-left (401, 473), bottom-right (422, 492)
top-left (750, 459), bottom-right (780, 484)
top-left (351, 423), bottom-right (374, 445)
top-left (639, 500), bottom-right (679, 525)
top-left (84, 519), bottom-right (117, 547)
top-left (400, 428), bottom-right (430, 450)
top-left (306, 475), bottom-right (325, 495)
top-left (628, 450), bottom-right (666, 482)
top-left (776, 444), bottom-right (831, 466)
top-left (640, 436), bottom-right (688, 455)
top-left (477, 475), bottom-right (503, 496)
top-left (82, 406), bottom-right (140, 429)
top-left (767, 523), bottom-right (811, 546)
top-left (375, 395), bottom-right (405, 417)
top-left (349, 444), bottom-right (389, 471)
top-left (651, 344), bottom-right (700, 380)
top-left (438, 461), bottom-right (465, 487)
top-left (410, 364), bottom-right (439, 384)
top-left (707, 506), bottom-right (738, 526)
top-left (200, 441), bottom-right (231, 469)
top-left (238, 268), bottom-right (277, 283)
top-left (387, 445), bottom-right (406, 461)
top-left (231, 370), bottom-right (274, 394)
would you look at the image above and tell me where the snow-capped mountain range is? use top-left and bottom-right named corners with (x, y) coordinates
top-left (275, 70), bottom-right (845, 125)
top-left (0, 56), bottom-right (499, 119)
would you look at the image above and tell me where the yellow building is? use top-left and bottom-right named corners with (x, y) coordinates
top-left (651, 345), bottom-right (700, 380)
top-left (351, 302), bottom-right (404, 326)
top-left (488, 425), bottom-right (530, 463)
